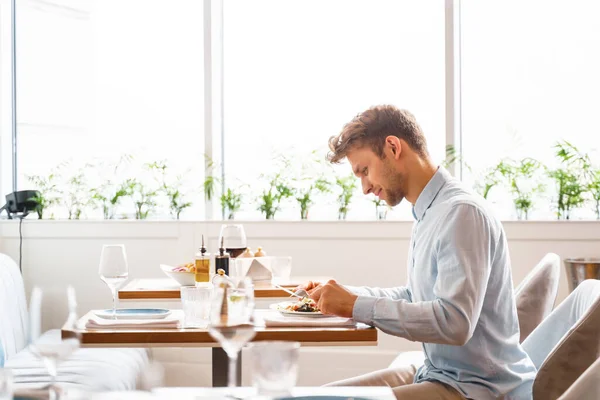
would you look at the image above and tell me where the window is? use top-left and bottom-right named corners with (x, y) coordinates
top-left (14, 0), bottom-right (204, 219)
top-left (0, 0), bottom-right (13, 198)
top-left (223, 0), bottom-right (446, 220)
top-left (461, 1), bottom-right (600, 220)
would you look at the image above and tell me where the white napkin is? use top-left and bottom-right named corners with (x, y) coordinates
top-left (82, 310), bottom-right (182, 330)
top-left (260, 310), bottom-right (356, 327)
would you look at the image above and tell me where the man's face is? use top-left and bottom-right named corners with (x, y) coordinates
top-left (346, 145), bottom-right (406, 207)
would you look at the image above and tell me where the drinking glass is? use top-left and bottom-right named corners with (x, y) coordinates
top-left (98, 244), bottom-right (129, 319)
top-left (218, 224), bottom-right (247, 258)
top-left (208, 279), bottom-right (255, 391)
top-left (249, 341), bottom-right (300, 396)
top-left (28, 286), bottom-right (82, 400)
top-left (180, 285), bottom-right (212, 328)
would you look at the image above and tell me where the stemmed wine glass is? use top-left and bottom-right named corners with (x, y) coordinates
top-left (28, 286), bottom-right (82, 400)
top-left (208, 277), bottom-right (255, 391)
top-left (218, 224), bottom-right (247, 259)
top-left (98, 244), bottom-right (129, 319)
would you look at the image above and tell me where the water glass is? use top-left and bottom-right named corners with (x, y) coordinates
top-left (249, 341), bottom-right (300, 396)
top-left (180, 285), bottom-right (212, 328)
top-left (0, 369), bottom-right (13, 400)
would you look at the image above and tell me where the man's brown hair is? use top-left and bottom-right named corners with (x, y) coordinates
top-left (327, 105), bottom-right (428, 164)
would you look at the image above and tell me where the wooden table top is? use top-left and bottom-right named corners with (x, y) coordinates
top-left (62, 310), bottom-right (377, 348)
top-left (118, 277), bottom-right (331, 300)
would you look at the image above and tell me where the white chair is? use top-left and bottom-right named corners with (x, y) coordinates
top-left (522, 279), bottom-right (600, 399)
top-left (0, 253), bottom-right (150, 392)
top-left (388, 253), bottom-right (561, 369)
top-left (558, 357), bottom-right (600, 400)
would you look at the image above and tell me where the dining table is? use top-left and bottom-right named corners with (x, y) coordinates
top-left (62, 309), bottom-right (378, 387)
top-left (118, 277), bottom-right (331, 302)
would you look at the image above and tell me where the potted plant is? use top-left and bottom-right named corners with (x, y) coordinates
top-left (497, 158), bottom-right (544, 220)
top-left (293, 177), bottom-right (330, 220)
top-left (587, 168), bottom-right (600, 220)
top-left (148, 161), bottom-right (193, 220)
top-left (61, 170), bottom-right (93, 220)
top-left (335, 175), bottom-right (356, 220)
top-left (125, 177), bottom-right (159, 220)
top-left (27, 171), bottom-right (61, 219)
top-left (257, 171), bottom-right (293, 220)
top-left (220, 188), bottom-right (243, 220)
top-left (372, 196), bottom-right (390, 220)
top-left (547, 141), bottom-right (589, 220)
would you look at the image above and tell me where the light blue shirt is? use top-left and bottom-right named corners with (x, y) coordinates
top-left (351, 167), bottom-right (536, 399)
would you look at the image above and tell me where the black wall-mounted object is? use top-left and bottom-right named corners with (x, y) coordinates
top-left (0, 190), bottom-right (40, 219)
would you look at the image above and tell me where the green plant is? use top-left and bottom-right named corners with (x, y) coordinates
top-left (91, 181), bottom-right (130, 219)
top-left (294, 178), bottom-right (330, 220)
top-left (474, 166), bottom-right (502, 200)
top-left (125, 178), bottom-right (159, 220)
top-left (220, 188), bottom-right (243, 220)
top-left (588, 169), bottom-right (600, 219)
top-left (548, 141), bottom-right (590, 220)
top-left (496, 158), bottom-right (543, 220)
top-left (258, 171), bottom-right (293, 220)
top-left (27, 172), bottom-right (61, 219)
top-left (61, 169), bottom-right (93, 220)
top-left (335, 175), bottom-right (357, 220)
top-left (371, 196), bottom-right (391, 220)
top-left (148, 161), bottom-right (193, 220)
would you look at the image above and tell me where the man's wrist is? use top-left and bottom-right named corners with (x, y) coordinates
top-left (352, 295), bottom-right (377, 324)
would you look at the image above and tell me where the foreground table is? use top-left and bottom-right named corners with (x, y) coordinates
top-left (62, 310), bottom-right (377, 387)
top-left (152, 386), bottom-right (395, 399)
top-left (118, 277), bottom-right (331, 301)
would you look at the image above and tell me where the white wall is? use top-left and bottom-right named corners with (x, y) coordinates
top-left (1, 220), bottom-right (599, 386)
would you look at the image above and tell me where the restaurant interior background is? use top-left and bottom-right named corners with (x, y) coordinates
top-left (1, 0), bottom-right (599, 387)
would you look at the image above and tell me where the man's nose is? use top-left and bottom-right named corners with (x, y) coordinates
top-left (362, 178), bottom-right (373, 195)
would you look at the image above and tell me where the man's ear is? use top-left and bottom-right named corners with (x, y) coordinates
top-left (386, 136), bottom-right (402, 159)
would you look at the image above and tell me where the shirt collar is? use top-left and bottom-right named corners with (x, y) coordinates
top-left (412, 166), bottom-right (452, 221)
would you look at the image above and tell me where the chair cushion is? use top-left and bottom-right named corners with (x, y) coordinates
top-left (514, 253), bottom-right (561, 342)
top-left (5, 329), bottom-right (150, 392)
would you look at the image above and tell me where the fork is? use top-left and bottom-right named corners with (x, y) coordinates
top-left (274, 284), bottom-right (310, 299)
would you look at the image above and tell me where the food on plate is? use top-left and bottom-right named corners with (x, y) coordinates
top-left (172, 262), bottom-right (196, 273)
top-left (284, 297), bottom-right (320, 313)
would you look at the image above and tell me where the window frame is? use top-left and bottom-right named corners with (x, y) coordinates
top-left (1, 0), bottom-right (462, 219)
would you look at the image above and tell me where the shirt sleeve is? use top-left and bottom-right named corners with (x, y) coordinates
top-left (352, 204), bottom-right (493, 346)
top-left (346, 285), bottom-right (413, 302)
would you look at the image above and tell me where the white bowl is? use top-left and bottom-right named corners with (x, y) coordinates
top-left (160, 264), bottom-right (196, 286)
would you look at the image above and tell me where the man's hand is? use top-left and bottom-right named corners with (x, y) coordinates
top-left (309, 279), bottom-right (358, 318)
top-left (296, 280), bottom-right (323, 295)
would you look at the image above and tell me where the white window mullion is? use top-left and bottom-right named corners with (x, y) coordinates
top-left (204, 0), bottom-right (224, 220)
top-left (445, 0), bottom-right (462, 179)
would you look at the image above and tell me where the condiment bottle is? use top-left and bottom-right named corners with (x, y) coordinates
top-left (215, 237), bottom-right (231, 276)
top-left (212, 269), bottom-right (234, 324)
top-left (194, 235), bottom-right (211, 285)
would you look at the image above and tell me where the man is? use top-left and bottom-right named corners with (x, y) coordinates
top-left (301, 105), bottom-right (536, 399)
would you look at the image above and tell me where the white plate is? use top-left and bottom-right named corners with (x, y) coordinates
top-left (270, 301), bottom-right (328, 318)
top-left (95, 308), bottom-right (172, 320)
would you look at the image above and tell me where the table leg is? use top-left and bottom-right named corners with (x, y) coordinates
top-left (212, 347), bottom-right (242, 387)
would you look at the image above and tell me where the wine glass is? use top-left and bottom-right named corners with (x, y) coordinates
top-left (208, 277), bottom-right (255, 391)
top-left (28, 286), bottom-right (82, 400)
top-left (218, 224), bottom-right (247, 258)
top-left (98, 244), bottom-right (129, 319)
